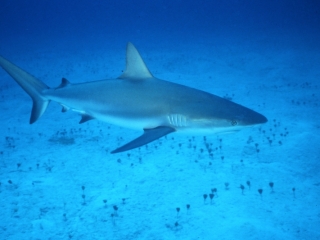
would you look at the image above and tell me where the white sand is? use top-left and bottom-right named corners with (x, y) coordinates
top-left (0, 31), bottom-right (319, 239)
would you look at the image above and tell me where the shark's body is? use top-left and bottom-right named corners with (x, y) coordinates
top-left (0, 42), bottom-right (267, 153)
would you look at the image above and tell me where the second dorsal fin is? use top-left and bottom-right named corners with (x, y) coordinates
top-left (56, 78), bottom-right (71, 89)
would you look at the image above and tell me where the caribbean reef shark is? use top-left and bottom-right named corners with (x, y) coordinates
top-left (0, 42), bottom-right (267, 153)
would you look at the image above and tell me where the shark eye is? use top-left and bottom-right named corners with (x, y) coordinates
top-left (231, 120), bottom-right (238, 126)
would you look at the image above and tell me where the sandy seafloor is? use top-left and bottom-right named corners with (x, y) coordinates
top-left (0, 2), bottom-right (320, 240)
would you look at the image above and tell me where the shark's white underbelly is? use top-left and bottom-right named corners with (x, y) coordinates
top-left (52, 101), bottom-right (164, 130)
top-left (93, 112), bottom-right (164, 130)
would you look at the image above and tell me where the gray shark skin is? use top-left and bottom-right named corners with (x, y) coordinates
top-left (0, 42), bottom-right (267, 153)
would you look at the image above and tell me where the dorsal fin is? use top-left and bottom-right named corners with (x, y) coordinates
top-left (56, 78), bottom-right (71, 89)
top-left (118, 42), bottom-right (153, 79)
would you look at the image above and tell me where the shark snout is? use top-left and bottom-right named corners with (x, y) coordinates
top-left (242, 110), bottom-right (268, 125)
top-left (257, 113), bottom-right (268, 124)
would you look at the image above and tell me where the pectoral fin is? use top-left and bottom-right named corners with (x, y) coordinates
top-left (111, 126), bottom-right (175, 154)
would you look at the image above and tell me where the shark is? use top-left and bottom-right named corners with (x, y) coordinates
top-left (0, 42), bottom-right (267, 153)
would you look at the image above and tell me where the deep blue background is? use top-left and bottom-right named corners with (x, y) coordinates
top-left (1, 0), bottom-right (319, 43)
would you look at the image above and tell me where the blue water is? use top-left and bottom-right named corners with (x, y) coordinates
top-left (1, 1), bottom-right (320, 239)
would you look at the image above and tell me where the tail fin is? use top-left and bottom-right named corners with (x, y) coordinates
top-left (0, 55), bottom-right (50, 124)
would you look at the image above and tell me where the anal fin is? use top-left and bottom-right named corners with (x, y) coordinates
top-left (111, 126), bottom-right (175, 154)
top-left (61, 104), bottom-right (70, 112)
top-left (79, 114), bottom-right (95, 124)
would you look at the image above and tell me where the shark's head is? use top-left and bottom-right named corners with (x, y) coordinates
top-left (218, 107), bottom-right (267, 134)
top-left (181, 97), bottom-right (268, 134)
top-left (223, 106), bottom-right (268, 133)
